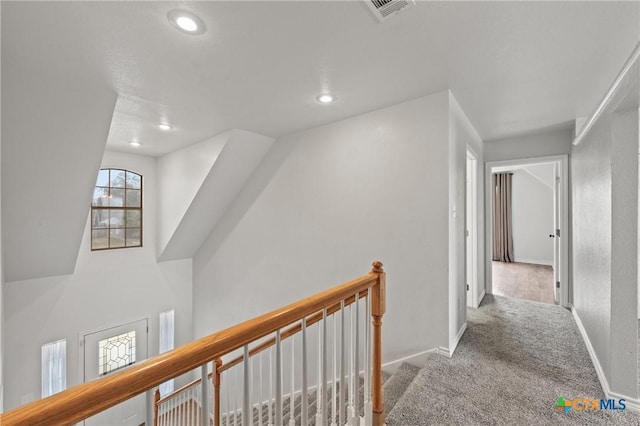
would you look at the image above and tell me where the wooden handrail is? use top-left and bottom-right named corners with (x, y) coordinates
top-left (0, 261), bottom-right (385, 426)
top-left (219, 288), bottom-right (369, 373)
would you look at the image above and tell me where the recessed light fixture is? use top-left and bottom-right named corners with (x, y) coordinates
top-left (168, 9), bottom-right (206, 35)
top-left (157, 122), bottom-right (173, 131)
top-left (129, 140), bottom-right (142, 147)
top-left (316, 94), bottom-right (336, 104)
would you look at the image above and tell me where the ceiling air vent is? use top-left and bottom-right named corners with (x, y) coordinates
top-left (365, 0), bottom-right (413, 22)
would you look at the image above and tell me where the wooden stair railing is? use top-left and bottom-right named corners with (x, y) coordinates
top-left (0, 261), bottom-right (386, 426)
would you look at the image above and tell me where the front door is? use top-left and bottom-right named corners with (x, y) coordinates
top-left (82, 319), bottom-right (148, 426)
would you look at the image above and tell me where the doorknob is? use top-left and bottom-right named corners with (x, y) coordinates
top-left (549, 234), bottom-right (555, 238)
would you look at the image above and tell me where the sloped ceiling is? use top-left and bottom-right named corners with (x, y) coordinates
top-left (1, 65), bottom-right (117, 282)
top-left (158, 129), bottom-right (274, 262)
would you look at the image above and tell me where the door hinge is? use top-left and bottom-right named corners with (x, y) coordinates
top-left (556, 281), bottom-right (560, 288)
top-left (466, 230), bottom-right (470, 237)
top-left (556, 229), bottom-right (560, 238)
top-left (466, 284), bottom-right (470, 291)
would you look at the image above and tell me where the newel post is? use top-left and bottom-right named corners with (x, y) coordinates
top-left (371, 260), bottom-right (386, 426)
top-left (214, 357), bottom-right (222, 426)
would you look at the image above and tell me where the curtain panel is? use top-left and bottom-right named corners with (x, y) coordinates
top-left (493, 172), bottom-right (514, 262)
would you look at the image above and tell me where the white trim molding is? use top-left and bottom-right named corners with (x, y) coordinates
top-left (382, 348), bottom-right (438, 373)
top-left (439, 322), bottom-right (467, 358)
top-left (572, 307), bottom-right (640, 413)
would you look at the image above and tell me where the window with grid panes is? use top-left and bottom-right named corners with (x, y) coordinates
top-left (91, 169), bottom-right (142, 250)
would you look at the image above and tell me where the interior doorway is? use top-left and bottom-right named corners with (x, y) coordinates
top-left (485, 155), bottom-right (569, 307)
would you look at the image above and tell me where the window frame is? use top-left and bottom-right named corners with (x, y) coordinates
top-left (90, 168), bottom-right (143, 251)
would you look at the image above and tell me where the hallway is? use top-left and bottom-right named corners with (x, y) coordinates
top-left (386, 295), bottom-right (639, 424)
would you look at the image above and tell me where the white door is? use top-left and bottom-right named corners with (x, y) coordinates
top-left (553, 162), bottom-right (561, 304)
top-left (82, 319), bottom-right (148, 426)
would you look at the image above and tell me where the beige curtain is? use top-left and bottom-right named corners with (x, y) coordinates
top-left (493, 173), bottom-right (514, 262)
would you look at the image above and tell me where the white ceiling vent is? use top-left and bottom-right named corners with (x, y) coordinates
top-left (365, 0), bottom-right (414, 22)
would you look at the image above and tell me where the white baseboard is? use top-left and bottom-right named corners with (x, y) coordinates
top-left (515, 258), bottom-right (553, 266)
top-left (571, 307), bottom-right (640, 413)
top-left (382, 348), bottom-right (438, 373)
top-left (438, 322), bottom-right (467, 358)
top-left (475, 289), bottom-right (486, 308)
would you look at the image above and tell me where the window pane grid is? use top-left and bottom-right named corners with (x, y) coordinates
top-left (91, 168), bottom-right (142, 250)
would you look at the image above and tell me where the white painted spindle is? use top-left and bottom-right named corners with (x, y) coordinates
top-left (269, 347), bottom-right (274, 426)
top-left (352, 293), bottom-right (360, 425)
top-left (339, 300), bottom-right (346, 426)
top-left (301, 318), bottom-right (309, 426)
top-left (331, 313), bottom-right (338, 426)
top-left (322, 308), bottom-right (328, 426)
top-left (348, 302), bottom-right (355, 426)
top-left (289, 334), bottom-right (296, 426)
top-left (316, 314), bottom-right (323, 426)
top-left (243, 346), bottom-right (250, 426)
top-left (275, 330), bottom-right (283, 425)
top-left (260, 352), bottom-right (264, 426)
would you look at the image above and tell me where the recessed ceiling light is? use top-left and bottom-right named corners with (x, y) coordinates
top-left (316, 94), bottom-right (336, 104)
top-left (168, 10), bottom-right (206, 35)
top-left (129, 140), bottom-right (142, 147)
top-left (158, 123), bottom-right (173, 131)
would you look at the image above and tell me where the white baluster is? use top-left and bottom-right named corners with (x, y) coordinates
top-left (321, 309), bottom-right (328, 426)
top-left (331, 313), bottom-right (338, 426)
top-left (269, 347), bottom-right (274, 426)
top-left (260, 352), bottom-right (264, 426)
top-left (353, 293), bottom-right (360, 425)
top-left (364, 288), bottom-right (372, 425)
top-left (289, 334), bottom-right (296, 426)
top-left (315, 311), bottom-right (323, 426)
top-left (275, 330), bottom-right (283, 425)
top-left (301, 318), bottom-right (309, 426)
top-left (339, 300), bottom-right (346, 426)
top-left (243, 346), bottom-right (250, 426)
top-left (202, 363), bottom-right (211, 426)
top-left (348, 302), bottom-right (355, 426)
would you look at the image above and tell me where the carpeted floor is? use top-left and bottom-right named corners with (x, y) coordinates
top-left (492, 261), bottom-right (555, 304)
top-left (386, 295), bottom-right (640, 425)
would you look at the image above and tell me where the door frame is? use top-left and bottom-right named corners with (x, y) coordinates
top-left (485, 154), bottom-right (570, 307)
top-left (466, 147), bottom-right (479, 307)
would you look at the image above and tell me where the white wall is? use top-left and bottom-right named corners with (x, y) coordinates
top-left (193, 93), bottom-right (453, 367)
top-left (572, 106), bottom-right (639, 400)
top-left (484, 127), bottom-right (572, 162)
top-left (3, 151), bottom-right (193, 411)
top-left (157, 132), bottom-right (229, 255)
top-left (511, 166), bottom-right (554, 265)
top-left (448, 93), bottom-right (484, 349)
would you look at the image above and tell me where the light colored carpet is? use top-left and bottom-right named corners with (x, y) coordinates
top-left (386, 295), bottom-right (640, 425)
top-left (492, 261), bottom-right (555, 304)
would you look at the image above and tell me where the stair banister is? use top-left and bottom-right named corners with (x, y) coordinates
top-left (0, 261), bottom-right (385, 426)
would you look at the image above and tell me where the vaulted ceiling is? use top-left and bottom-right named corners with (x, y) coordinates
top-left (3, 1), bottom-right (639, 157)
top-left (2, 1), bottom-right (639, 282)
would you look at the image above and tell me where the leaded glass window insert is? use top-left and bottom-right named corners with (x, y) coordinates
top-left (98, 331), bottom-right (136, 376)
top-left (91, 168), bottom-right (142, 250)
